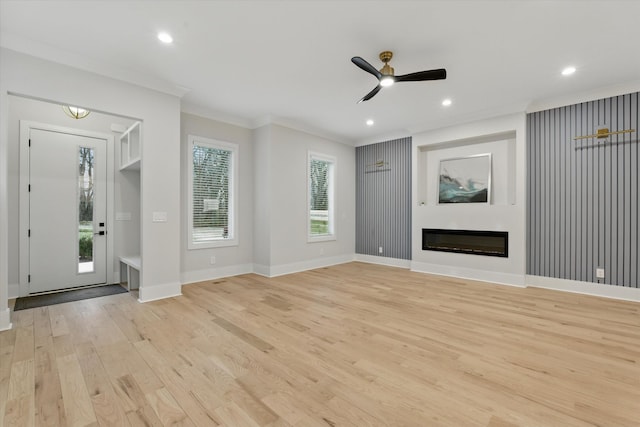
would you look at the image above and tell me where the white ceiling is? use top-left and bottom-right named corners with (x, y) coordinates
top-left (2, 1), bottom-right (640, 144)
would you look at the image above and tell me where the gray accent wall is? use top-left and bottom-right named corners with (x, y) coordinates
top-left (356, 137), bottom-right (412, 260)
top-left (527, 92), bottom-right (639, 287)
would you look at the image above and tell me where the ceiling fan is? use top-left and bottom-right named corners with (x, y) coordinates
top-left (351, 51), bottom-right (446, 103)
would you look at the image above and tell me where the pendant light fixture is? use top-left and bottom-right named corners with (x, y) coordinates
top-left (62, 105), bottom-right (90, 119)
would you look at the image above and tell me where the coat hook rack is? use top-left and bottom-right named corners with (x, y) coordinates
top-left (574, 127), bottom-right (636, 140)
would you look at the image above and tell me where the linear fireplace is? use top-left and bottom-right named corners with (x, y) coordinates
top-left (422, 229), bottom-right (508, 257)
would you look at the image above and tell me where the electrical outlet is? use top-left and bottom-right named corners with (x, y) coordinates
top-left (379, 246), bottom-right (383, 254)
top-left (596, 268), bottom-right (605, 279)
top-left (210, 256), bottom-right (216, 265)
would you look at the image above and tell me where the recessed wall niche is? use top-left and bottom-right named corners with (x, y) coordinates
top-left (417, 132), bottom-right (517, 207)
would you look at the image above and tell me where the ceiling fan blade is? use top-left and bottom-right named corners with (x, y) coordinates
top-left (395, 68), bottom-right (447, 82)
top-left (357, 85), bottom-right (382, 103)
top-left (351, 57), bottom-right (382, 80)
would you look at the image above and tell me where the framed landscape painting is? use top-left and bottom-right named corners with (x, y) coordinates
top-left (438, 153), bottom-right (491, 204)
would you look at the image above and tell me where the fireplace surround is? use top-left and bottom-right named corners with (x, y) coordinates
top-left (422, 228), bottom-right (508, 257)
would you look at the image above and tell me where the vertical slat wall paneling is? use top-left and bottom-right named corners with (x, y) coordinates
top-left (527, 91), bottom-right (639, 288)
top-left (527, 114), bottom-right (532, 273)
top-left (598, 100), bottom-right (606, 283)
top-left (631, 94), bottom-right (639, 287)
top-left (355, 138), bottom-right (412, 260)
top-left (564, 105), bottom-right (570, 278)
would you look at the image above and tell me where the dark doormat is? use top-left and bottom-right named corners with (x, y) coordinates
top-left (14, 284), bottom-right (128, 311)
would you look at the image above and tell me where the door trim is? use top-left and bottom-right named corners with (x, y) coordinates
top-left (19, 121), bottom-right (115, 297)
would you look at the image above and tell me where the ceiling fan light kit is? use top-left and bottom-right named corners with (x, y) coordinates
top-left (351, 50), bottom-right (446, 103)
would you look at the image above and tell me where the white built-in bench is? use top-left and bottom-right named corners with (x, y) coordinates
top-left (119, 256), bottom-right (141, 291)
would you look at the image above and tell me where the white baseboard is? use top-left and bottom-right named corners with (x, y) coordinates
top-left (526, 275), bottom-right (640, 302)
top-left (138, 281), bottom-right (182, 303)
top-left (181, 263), bottom-right (254, 285)
top-left (354, 254), bottom-right (411, 269)
top-left (0, 307), bottom-right (12, 331)
top-left (8, 283), bottom-right (19, 300)
top-left (411, 261), bottom-right (526, 288)
top-left (255, 254), bottom-right (355, 278)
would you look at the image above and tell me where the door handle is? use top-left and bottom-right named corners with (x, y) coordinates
top-left (94, 231), bottom-right (106, 236)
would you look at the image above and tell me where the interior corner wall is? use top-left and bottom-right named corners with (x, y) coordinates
top-left (252, 125), bottom-right (272, 271)
top-left (253, 124), bottom-right (356, 276)
top-left (527, 92), bottom-right (639, 288)
top-left (180, 112), bottom-right (254, 283)
top-left (356, 137), bottom-right (412, 260)
top-left (0, 48), bottom-right (181, 308)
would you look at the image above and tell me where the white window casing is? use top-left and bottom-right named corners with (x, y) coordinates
top-left (188, 135), bottom-right (239, 249)
top-left (308, 151), bottom-right (336, 242)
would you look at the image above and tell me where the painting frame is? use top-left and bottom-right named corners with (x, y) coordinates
top-left (437, 153), bottom-right (492, 204)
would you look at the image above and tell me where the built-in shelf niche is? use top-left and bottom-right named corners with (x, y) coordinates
top-left (117, 121), bottom-right (141, 289)
top-left (120, 121), bottom-right (141, 170)
top-left (417, 131), bottom-right (516, 206)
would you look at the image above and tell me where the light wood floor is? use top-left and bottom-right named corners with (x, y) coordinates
top-left (1, 262), bottom-right (639, 426)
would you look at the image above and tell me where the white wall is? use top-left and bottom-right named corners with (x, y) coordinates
top-left (0, 48), bottom-right (181, 329)
top-left (253, 125), bottom-right (272, 269)
top-left (178, 117), bottom-right (356, 281)
top-left (254, 124), bottom-right (356, 276)
top-left (6, 96), bottom-right (137, 298)
top-left (411, 113), bottom-right (527, 286)
top-left (180, 112), bottom-right (254, 283)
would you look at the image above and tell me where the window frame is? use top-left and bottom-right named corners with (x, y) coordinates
top-left (307, 151), bottom-right (336, 242)
top-left (187, 135), bottom-right (239, 250)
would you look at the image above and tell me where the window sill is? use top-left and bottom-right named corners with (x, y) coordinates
top-left (188, 238), bottom-right (238, 250)
top-left (307, 234), bottom-right (336, 243)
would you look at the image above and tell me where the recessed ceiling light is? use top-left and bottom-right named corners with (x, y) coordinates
top-left (442, 98), bottom-right (452, 107)
top-left (366, 119), bottom-right (374, 126)
top-left (562, 66), bottom-right (576, 76)
top-left (158, 32), bottom-right (173, 44)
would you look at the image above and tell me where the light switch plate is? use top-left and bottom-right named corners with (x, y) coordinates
top-left (152, 211), bottom-right (167, 222)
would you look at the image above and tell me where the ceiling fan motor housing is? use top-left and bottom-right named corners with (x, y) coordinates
top-left (380, 64), bottom-right (394, 76)
top-left (379, 51), bottom-right (395, 76)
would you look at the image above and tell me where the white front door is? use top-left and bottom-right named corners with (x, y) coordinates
top-left (28, 128), bottom-right (108, 293)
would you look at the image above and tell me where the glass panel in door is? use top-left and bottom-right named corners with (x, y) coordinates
top-left (78, 146), bottom-right (94, 273)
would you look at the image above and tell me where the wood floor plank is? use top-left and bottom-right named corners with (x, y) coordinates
top-left (56, 353), bottom-right (97, 426)
top-left (90, 391), bottom-right (131, 427)
top-left (11, 325), bottom-right (35, 364)
top-left (145, 387), bottom-right (194, 427)
top-left (75, 342), bottom-right (130, 426)
top-left (4, 359), bottom-right (35, 427)
top-left (125, 403), bottom-right (164, 427)
top-left (2, 262), bottom-right (639, 426)
top-left (214, 401), bottom-right (262, 427)
top-left (34, 338), bottom-right (67, 426)
top-left (0, 328), bottom-right (17, 423)
top-left (133, 339), bottom-right (223, 426)
top-left (3, 395), bottom-right (35, 427)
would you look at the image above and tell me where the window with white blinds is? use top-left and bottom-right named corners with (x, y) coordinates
top-left (188, 135), bottom-right (238, 249)
top-left (308, 151), bottom-right (336, 241)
